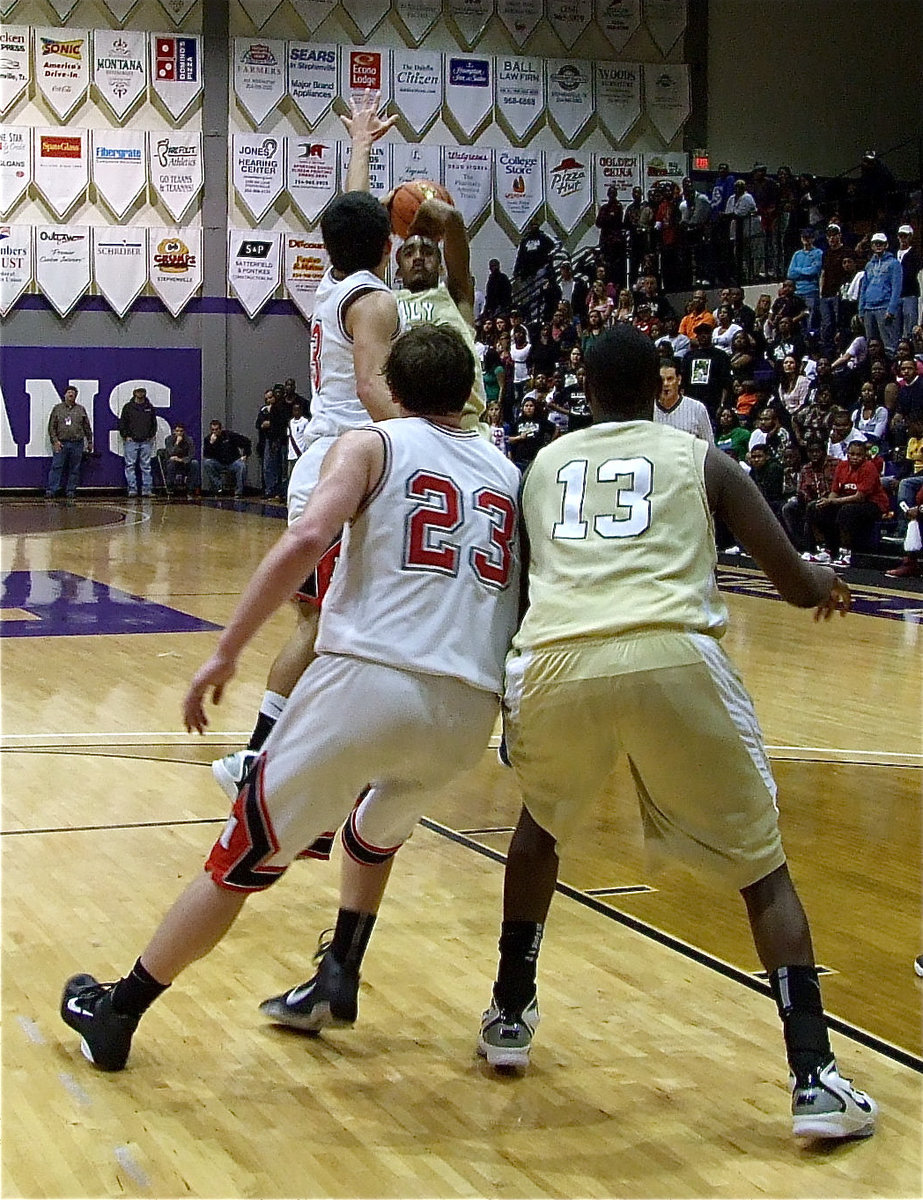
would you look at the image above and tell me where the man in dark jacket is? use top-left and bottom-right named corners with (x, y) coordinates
top-left (484, 258), bottom-right (512, 316)
top-left (202, 420), bottom-right (251, 497)
top-left (118, 387), bottom-right (158, 497)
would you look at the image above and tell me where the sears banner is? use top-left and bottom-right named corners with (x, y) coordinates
top-left (288, 42), bottom-right (338, 126)
top-left (0, 345), bottom-right (202, 488)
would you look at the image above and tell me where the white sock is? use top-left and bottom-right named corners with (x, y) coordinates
top-left (260, 690), bottom-right (288, 721)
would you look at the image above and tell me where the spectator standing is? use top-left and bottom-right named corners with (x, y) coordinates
top-left (513, 221), bottom-right (556, 285)
top-left (787, 228), bottom-right (824, 333)
top-left (484, 400), bottom-right (510, 456)
top-left (709, 162), bottom-right (736, 282)
top-left (46, 385), bottom-right (93, 502)
top-left (507, 397), bottom-right (550, 470)
top-left (484, 258), bottom-right (512, 316)
top-left (118, 386), bottom-right (157, 498)
top-left (682, 322), bottom-right (732, 418)
top-left (509, 325), bottom-right (532, 407)
top-left (202, 420), bottom-right (251, 497)
top-left (818, 224), bottom-right (850, 354)
top-left (162, 422), bottom-right (199, 493)
top-left (595, 184), bottom-right (627, 285)
top-left (655, 360), bottom-right (714, 443)
top-left (287, 400), bottom-right (310, 482)
top-left (750, 165), bottom-right (780, 278)
top-left (679, 177), bottom-right (712, 285)
top-left (624, 185), bottom-right (654, 278)
top-left (896, 225), bottom-right (921, 342)
top-left (725, 179), bottom-right (759, 282)
top-left (859, 233), bottom-right (903, 356)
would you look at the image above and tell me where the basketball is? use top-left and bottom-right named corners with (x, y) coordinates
top-left (388, 180), bottom-right (453, 239)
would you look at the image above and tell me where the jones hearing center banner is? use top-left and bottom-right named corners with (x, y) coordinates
top-left (228, 229), bottom-right (282, 318)
top-left (234, 38), bottom-right (286, 125)
top-left (34, 224), bottom-right (91, 317)
top-left (93, 226), bottom-right (147, 318)
top-left (443, 146), bottom-right (492, 226)
top-left (33, 129), bottom-right (88, 220)
top-left (233, 134), bottom-right (285, 222)
top-left (149, 130), bottom-right (202, 221)
top-left (392, 49), bottom-right (443, 136)
top-left (446, 0), bottom-right (494, 49)
top-left (0, 27), bottom-right (31, 117)
top-left (546, 59), bottom-right (593, 142)
top-left (148, 226), bottom-right (202, 316)
top-left (444, 56), bottom-right (493, 140)
top-left (93, 29), bottom-right (147, 122)
top-left (287, 42), bottom-right (338, 126)
top-left (0, 127), bottom-right (31, 217)
top-left (34, 28), bottom-right (90, 122)
top-left (595, 0), bottom-right (642, 53)
top-left (0, 224), bottom-right (33, 317)
top-left (91, 129), bottom-right (147, 220)
top-left (285, 135), bottom-right (337, 224)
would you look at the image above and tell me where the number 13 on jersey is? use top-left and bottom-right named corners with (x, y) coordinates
top-left (552, 457), bottom-right (654, 540)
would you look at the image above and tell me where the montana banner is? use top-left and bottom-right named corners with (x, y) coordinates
top-left (340, 48), bottom-right (391, 107)
top-left (595, 0), bottom-right (642, 52)
top-left (546, 58), bottom-right (593, 142)
top-left (91, 129), bottom-right (147, 220)
top-left (392, 49), bottom-right (443, 136)
top-left (34, 28), bottom-right (90, 122)
top-left (445, 0), bottom-right (493, 48)
top-left (228, 229), bottom-right (281, 318)
top-left (495, 55), bottom-right (545, 142)
top-left (290, 0), bottom-right (338, 34)
top-left (0, 27), bottom-right (31, 117)
top-left (234, 37), bottom-right (286, 125)
top-left (148, 226), bottom-right (202, 316)
top-left (0, 344), bottom-right (202, 488)
top-left (494, 149), bottom-right (543, 232)
top-left (0, 224), bottom-right (33, 317)
top-left (0, 127), bottom-right (31, 217)
top-left (93, 28), bottom-right (147, 121)
top-left (595, 150), bottom-right (642, 202)
top-left (444, 55), bottom-right (492, 140)
top-left (595, 60), bottom-right (641, 142)
top-left (285, 135), bottom-right (337, 224)
top-left (496, 0), bottom-right (543, 46)
top-left (149, 130), bottom-right (202, 221)
top-left (546, 0), bottom-right (592, 49)
top-left (644, 62), bottom-right (690, 142)
top-left (150, 33), bottom-right (202, 121)
top-left (443, 146), bottom-right (492, 226)
top-left (545, 150), bottom-right (591, 233)
top-left (284, 233), bottom-right (328, 321)
top-left (34, 224), bottom-right (91, 316)
top-left (93, 226), bottom-right (147, 318)
top-left (33, 129), bottom-right (88, 220)
top-left (233, 134), bottom-right (285, 222)
top-left (287, 42), bottom-right (338, 126)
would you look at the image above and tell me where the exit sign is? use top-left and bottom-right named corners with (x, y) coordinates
top-left (692, 149), bottom-right (710, 170)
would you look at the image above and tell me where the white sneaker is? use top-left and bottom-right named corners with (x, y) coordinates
top-left (813, 550), bottom-right (832, 564)
top-left (833, 551), bottom-right (852, 568)
top-left (914, 955), bottom-right (923, 977)
top-left (724, 545), bottom-right (741, 556)
top-left (791, 1058), bottom-right (877, 1140)
top-left (477, 993), bottom-right (540, 1069)
top-left (211, 749), bottom-right (258, 800)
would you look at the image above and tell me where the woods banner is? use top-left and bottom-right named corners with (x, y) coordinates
top-left (148, 227), bottom-right (202, 316)
top-left (595, 60), bottom-right (641, 142)
top-left (93, 29), bottom-right (146, 121)
top-left (34, 28), bottom-right (90, 121)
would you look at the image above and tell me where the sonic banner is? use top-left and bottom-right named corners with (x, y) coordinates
top-left (34, 28), bottom-right (90, 122)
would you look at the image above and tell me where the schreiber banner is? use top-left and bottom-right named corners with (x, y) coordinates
top-left (0, 345), bottom-right (202, 488)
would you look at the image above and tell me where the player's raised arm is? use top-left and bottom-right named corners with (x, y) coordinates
top-left (341, 91), bottom-right (396, 193)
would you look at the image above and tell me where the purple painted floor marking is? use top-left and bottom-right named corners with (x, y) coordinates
top-left (717, 567), bottom-right (923, 624)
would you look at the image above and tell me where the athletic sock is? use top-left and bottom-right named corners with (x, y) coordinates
top-left (247, 690), bottom-right (288, 751)
top-left (494, 920), bottom-right (543, 1012)
top-left (329, 910), bottom-right (377, 972)
top-left (769, 964), bottom-right (832, 1082)
top-left (110, 958), bottom-right (170, 1018)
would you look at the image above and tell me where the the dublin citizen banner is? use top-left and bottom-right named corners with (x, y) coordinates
top-left (343, 0), bottom-right (389, 38)
top-left (91, 129), bottom-right (146, 220)
top-left (0, 27), bottom-right (31, 117)
top-left (93, 29), bottom-right (147, 121)
top-left (284, 233), bottom-right (328, 321)
top-left (34, 28), bottom-right (90, 122)
top-left (443, 146), bottom-right (492, 226)
top-left (233, 133), bottom-right (285, 222)
top-left (33, 129), bottom-right (88, 220)
top-left (290, 0), bottom-right (338, 34)
top-left (393, 0), bottom-right (442, 46)
top-left (595, 0), bottom-right (642, 52)
top-left (0, 224), bottom-right (33, 317)
top-left (288, 43), bottom-right (338, 126)
top-left (340, 142), bottom-right (391, 199)
top-left (0, 127), bottom-right (31, 217)
top-left (546, 0), bottom-right (592, 49)
top-left (495, 55), bottom-right (545, 142)
top-left (285, 135), bottom-right (337, 224)
top-left (446, 0), bottom-right (494, 49)
top-left (545, 151), bottom-right (592, 233)
top-left (149, 130), bottom-right (202, 221)
top-left (595, 60), bottom-right (641, 142)
top-left (93, 226), bottom-right (147, 318)
top-left (595, 150), bottom-right (642, 202)
top-left (150, 33), bottom-right (203, 121)
top-left (233, 38), bottom-right (286, 125)
top-left (35, 224), bottom-right (91, 316)
top-left (148, 227), bottom-right (202, 316)
top-left (496, 0), bottom-right (543, 46)
top-left (644, 62), bottom-right (690, 142)
top-left (546, 59), bottom-right (593, 142)
top-left (392, 50), bottom-right (442, 136)
top-left (340, 48), bottom-right (391, 107)
top-left (494, 149), bottom-right (543, 232)
top-left (238, 0), bottom-right (284, 27)
top-left (228, 228), bottom-right (282, 318)
top-left (391, 142), bottom-right (443, 188)
top-left (444, 55), bottom-right (493, 140)
top-left (643, 0), bottom-right (686, 54)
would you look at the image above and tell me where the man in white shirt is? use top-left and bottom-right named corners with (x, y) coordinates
top-left (654, 359), bottom-right (714, 444)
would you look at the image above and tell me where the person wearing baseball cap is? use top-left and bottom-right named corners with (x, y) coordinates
top-left (858, 232), bottom-right (902, 355)
top-left (787, 226), bottom-right (824, 335)
top-left (896, 225), bottom-right (920, 342)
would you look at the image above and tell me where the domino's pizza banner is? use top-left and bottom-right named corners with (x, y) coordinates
top-left (0, 345), bottom-right (201, 488)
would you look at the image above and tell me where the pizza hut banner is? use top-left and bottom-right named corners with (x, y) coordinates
top-left (445, 0), bottom-right (494, 49)
top-left (546, 0), bottom-right (592, 49)
top-left (545, 151), bottom-right (592, 233)
top-left (392, 49), bottom-right (443, 136)
top-left (93, 226), bottom-right (147, 318)
top-left (595, 0), bottom-right (642, 53)
top-left (35, 224), bottom-right (91, 317)
top-left (34, 28), bottom-right (90, 122)
top-left (546, 59), bottom-right (593, 142)
top-left (33, 128), bottom-right (88, 220)
top-left (234, 37), bottom-right (286, 126)
top-left (148, 226), bottom-right (202, 316)
top-left (444, 55), bottom-right (493, 139)
top-left (443, 146), bottom-right (492, 226)
top-left (91, 129), bottom-right (146, 220)
top-left (286, 135), bottom-right (337, 224)
top-left (233, 134), bottom-right (285, 222)
top-left (0, 27), bottom-right (31, 117)
top-left (495, 55), bottom-right (545, 142)
top-left (284, 234), bottom-right (328, 321)
top-left (0, 224), bottom-right (33, 318)
top-left (0, 127), bottom-right (31, 217)
top-left (228, 228), bottom-right (282, 318)
top-left (340, 48), bottom-right (391, 108)
top-left (150, 33), bottom-right (203, 121)
top-left (594, 60), bottom-right (641, 143)
top-left (496, 0), bottom-right (543, 47)
top-left (494, 149), bottom-right (543, 232)
top-left (149, 130), bottom-right (203, 221)
top-left (288, 42), bottom-right (338, 127)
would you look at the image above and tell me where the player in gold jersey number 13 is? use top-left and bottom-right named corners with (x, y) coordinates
top-left (552, 456), bottom-right (654, 540)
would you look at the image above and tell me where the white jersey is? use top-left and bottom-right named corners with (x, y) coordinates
top-left (307, 268), bottom-right (402, 438)
top-left (317, 417), bottom-right (521, 692)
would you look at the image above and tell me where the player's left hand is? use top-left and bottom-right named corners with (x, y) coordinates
top-left (813, 576), bottom-right (851, 622)
top-left (183, 654), bottom-right (237, 733)
top-left (340, 91), bottom-right (397, 142)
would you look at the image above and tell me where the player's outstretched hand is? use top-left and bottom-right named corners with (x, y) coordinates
top-left (340, 90), bottom-right (396, 143)
top-left (183, 654), bottom-right (237, 733)
top-left (813, 575), bottom-right (851, 622)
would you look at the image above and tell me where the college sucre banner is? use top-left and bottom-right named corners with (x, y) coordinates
top-left (545, 150), bottom-right (592, 233)
top-left (595, 150), bottom-right (642, 202)
top-left (392, 49), bottom-right (442, 136)
top-left (495, 55), bottom-right (545, 142)
top-left (93, 226), bottom-right (147, 318)
top-left (391, 142), bottom-right (443, 188)
top-left (546, 0), bottom-right (592, 49)
top-left (643, 0), bottom-right (686, 54)
top-left (595, 0), bottom-right (642, 52)
top-left (234, 38), bottom-right (286, 125)
top-left (446, 0), bottom-right (494, 48)
top-left (33, 128), bottom-right (88, 219)
top-left (642, 150), bottom-right (687, 189)
top-left (94, 29), bottom-right (147, 122)
top-left (644, 62), bottom-right (690, 142)
top-left (284, 233), bottom-right (328, 321)
top-left (290, 0), bottom-right (338, 34)
top-left (344, 0), bottom-right (390, 38)
top-left (546, 59), bottom-right (593, 142)
top-left (594, 60), bottom-right (641, 143)
top-left (494, 149), bottom-right (542, 232)
top-left (91, 129), bottom-right (147, 220)
top-left (443, 147), bottom-right (492, 226)
top-left (34, 28), bottom-right (90, 122)
top-left (288, 42), bottom-right (338, 127)
top-left (0, 127), bottom-right (31, 217)
top-left (233, 133), bottom-right (285, 222)
top-left (340, 49), bottom-right (391, 107)
top-left (149, 130), bottom-right (203, 221)
top-left (228, 228), bottom-right (281, 318)
top-left (150, 33), bottom-right (203, 121)
top-left (148, 226), bottom-right (202, 316)
top-left (158, 0), bottom-right (198, 25)
top-left (444, 56), bottom-right (493, 139)
top-left (101, 0), bottom-right (143, 22)
top-left (393, 0), bottom-right (441, 45)
top-left (35, 224), bottom-right (91, 317)
top-left (0, 224), bottom-right (33, 317)
top-left (0, 27), bottom-right (31, 117)
top-left (496, 0), bottom-right (543, 46)
top-left (285, 135), bottom-right (337, 224)
top-left (238, 0), bottom-right (284, 27)
top-left (340, 142), bottom-right (391, 198)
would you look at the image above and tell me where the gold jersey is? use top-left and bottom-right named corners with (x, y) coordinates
top-left (515, 419), bottom-right (728, 651)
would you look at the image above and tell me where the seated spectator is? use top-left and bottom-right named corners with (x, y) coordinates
top-left (774, 354), bottom-right (811, 416)
top-left (893, 357), bottom-right (923, 438)
top-left (161, 422), bottom-right (199, 493)
top-left (528, 321), bottom-right (560, 379)
top-left (507, 397), bottom-right (551, 471)
top-left (632, 271), bottom-right (676, 323)
top-left (655, 312), bottom-right (691, 360)
top-left (827, 409), bottom-right (866, 459)
top-left (563, 365), bottom-right (592, 431)
top-left (769, 278), bottom-right (808, 328)
top-left (678, 288), bottom-right (715, 339)
top-left (586, 279), bottom-right (614, 324)
top-left (712, 303), bottom-right (743, 354)
top-left (747, 443), bottom-right (785, 516)
top-left (807, 439), bottom-right (890, 566)
top-left (781, 443), bottom-right (803, 503)
top-left (794, 382), bottom-right (838, 446)
top-left (581, 308), bottom-right (606, 355)
top-left (886, 479), bottom-right (923, 578)
top-left (851, 380), bottom-right (890, 448)
top-left (612, 288), bottom-right (635, 323)
top-left (783, 438), bottom-right (836, 551)
top-left (768, 316), bottom-right (806, 367)
top-left (484, 401), bottom-right (510, 456)
top-left (202, 420), bottom-right (251, 497)
top-left (729, 330), bottom-right (758, 383)
top-left (735, 378), bottom-right (762, 427)
top-left (895, 414), bottom-right (923, 525)
top-left (748, 405), bottom-right (792, 461)
top-left (715, 407), bottom-right (751, 460)
top-left (563, 344), bottom-right (584, 388)
top-left (632, 303), bottom-right (659, 339)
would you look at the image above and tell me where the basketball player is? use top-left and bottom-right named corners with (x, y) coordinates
top-left (60, 324), bottom-right (521, 1072)
top-left (477, 324), bottom-right (876, 1142)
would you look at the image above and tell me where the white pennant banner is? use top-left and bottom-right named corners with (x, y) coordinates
top-left (290, 0), bottom-right (338, 33)
top-left (93, 29), bottom-right (147, 121)
top-left (547, 0), bottom-right (592, 48)
top-left (392, 142), bottom-right (443, 187)
top-left (234, 38), bottom-right (286, 125)
top-left (91, 129), bottom-right (147, 219)
top-left (238, 0), bottom-right (284, 27)
top-left (444, 55), bottom-right (493, 139)
top-left (341, 48), bottom-right (391, 107)
top-left (595, 150), bottom-right (642, 202)
top-left (102, 0), bottom-right (142, 23)
top-left (643, 0), bottom-right (686, 53)
top-left (93, 226), bottom-right (147, 318)
top-left (149, 130), bottom-right (203, 221)
top-left (340, 141), bottom-right (391, 199)
top-left (33, 128), bottom-right (88, 219)
top-left (545, 150), bottom-right (592, 233)
top-left (150, 33), bottom-right (203, 121)
top-left (158, 0), bottom-right (198, 25)
top-left (595, 61), bottom-right (641, 142)
top-left (228, 228), bottom-right (281, 318)
top-left (149, 227), bottom-right (202, 316)
top-left (34, 28), bottom-right (90, 122)
top-left (287, 43), bottom-right (338, 127)
top-left (344, 0), bottom-right (390, 38)
top-left (644, 62), bottom-right (690, 142)
top-left (35, 224), bottom-right (90, 316)
top-left (392, 50), bottom-right (443, 136)
top-left (233, 133), bottom-right (285, 222)
top-left (643, 150), bottom-right (687, 189)
top-left (47, 0), bottom-right (81, 19)
top-left (284, 233), bottom-right (328, 321)
top-left (494, 149), bottom-right (542, 232)
top-left (0, 127), bottom-right (31, 217)
top-left (0, 224), bottom-right (33, 317)
top-left (496, 0), bottom-right (543, 46)
top-left (446, 0), bottom-right (494, 48)
top-left (595, 0), bottom-right (642, 52)
top-left (444, 147), bottom-right (493, 226)
top-left (495, 55), bottom-right (544, 142)
top-left (285, 134), bottom-right (337, 224)
top-left (0, 27), bottom-right (31, 117)
top-left (394, 0), bottom-right (441, 45)
top-left (546, 59), bottom-right (593, 142)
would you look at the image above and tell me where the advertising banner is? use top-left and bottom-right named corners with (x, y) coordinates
top-left (233, 133), bottom-right (285, 222)
top-left (643, 0), bottom-right (686, 54)
top-left (35, 224), bottom-right (91, 316)
top-left (284, 233), bottom-right (328, 321)
top-left (91, 128), bottom-right (147, 219)
top-left (47, 0), bottom-right (81, 21)
top-left (393, 0), bottom-right (441, 45)
top-left (0, 127), bottom-right (31, 217)
top-left (228, 229), bottom-right (281, 318)
top-left (595, 150), bottom-right (642, 202)
top-left (33, 128), bottom-right (88, 219)
top-left (495, 55), bottom-right (544, 142)
top-left (446, 0), bottom-right (494, 49)
top-left (233, 37), bottom-right (286, 125)
top-left (391, 142), bottom-right (443, 188)
top-left (34, 28), bottom-right (90, 122)
top-left (494, 149), bottom-right (542, 232)
top-left (644, 62), bottom-right (690, 142)
top-left (546, 0), bottom-right (592, 49)
top-left (101, 0), bottom-right (143, 22)
top-left (642, 150), bottom-right (688, 187)
top-left (157, 0), bottom-right (198, 25)
top-left (0, 224), bottom-right (33, 317)
top-left (238, 0), bottom-right (284, 26)
top-left (444, 55), bottom-right (492, 139)
top-left (149, 130), bottom-right (202, 221)
top-left (0, 27), bottom-right (31, 117)
top-left (340, 142), bottom-right (390, 199)
top-left (286, 135), bottom-right (337, 224)
top-left (93, 29), bottom-right (147, 121)
top-left (595, 0), bottom-right (642, 52)
top-left (340, 48), bottom-right (390, 107)
top-left (287, 42), bottom-right (338, 127)
top-left (150, 33), bottom-right (203, 121)
top-left (496, 0), bottom-right (543, 46)
top-left (545, 150), bottom-right (592, 233)
top-left (392, 49), bottom-right (442, 136)
top-left (148, 226), bottom-right (202, 316)
top-left (290, 0), bottom-right (338, 34)
top-left (344, 0), bottom-right (389, 38)
top-left (595, 60), bottom-right (641, 142)
top-left (546, 59), bottom-right (593, 142)
top-left (443, 146), bottom-right (492, 226)
top-left (93, 226), bottom-right (147, 318)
